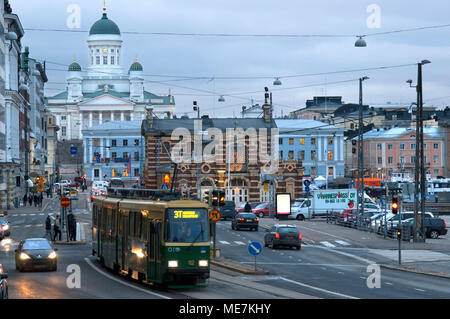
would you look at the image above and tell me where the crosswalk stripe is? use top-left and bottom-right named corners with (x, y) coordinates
top-left (219, 240), bottom-right (231, 245)
top-left (234, 241), bottom-right (246, 245)
top-left (320, 241), bottom-right (336, 248)
top-left (335, 240), bottom-right (350, 246)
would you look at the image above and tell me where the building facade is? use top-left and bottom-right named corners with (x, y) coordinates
top-left (46, 7), bottom-right (175, 142)
top-left (142, 108), bottom-right (304, 206)
top-left (352, 126), bottom-right (446, 181)
top-left (277, 119), bottom-right (345, 181)
top-left (82, 120), bottom-right (144, 184)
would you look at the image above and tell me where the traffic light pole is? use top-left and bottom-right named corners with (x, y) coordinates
top-left (398, 196), bottom-right (402, 265)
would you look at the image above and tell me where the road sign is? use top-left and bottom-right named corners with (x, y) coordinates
top-left (161, 183), bottom-right (169, 190)
top-left (60, 197), bottom-right (71, 208)
top-left (303, 179), bottom-right (311, 187)
top-left (69, 190), bottom-right (78, 196)
top-left (209, 209), bottom-right (221, 222)
top-left (248, 241), bottom-right (263, 256)
top-left (70, 146), bottom-right (78, 155)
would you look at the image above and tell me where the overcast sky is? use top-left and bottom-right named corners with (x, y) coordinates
top-left (10, 0), bottom-right (450, 117)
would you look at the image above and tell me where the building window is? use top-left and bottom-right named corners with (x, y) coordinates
top-left (134, 152), bottom-right (139, 161)
top-left (388, 156), bottom-right (393, 164)
top-left (111, 140), bottom-right (117, 147)
top-left (328, 138), bottom-right (333, 145)
top-left (400, 155), bottom-right (405, 163)
top-left (122, 169), bottom-right (128, 177)
top-left (94, 169), bottom-right (99, 178)
top-left (424, 143), bottom-right (427, 150)
top-left (411, 156), bottom-right (415, 164)
top-left (279, 138), bottom-right (283, 145)
top-left (388, 144), bottom-right (392, 150)
top-left (279, 151), bottom-right (283, 160)
top-left (434, 143), bottom-right (439, 149)
top-left (311, 167), bottom-right (316, 176)
top-left (377, 144), bottom-right (382, 150)
top-left (94, 139), bottom-right (99, 147)
top-left (311, 150), bottom-right (316, 161)
top-left (328, 167), bottom-right (334, 176)
top-left (112, 169), bottom-right (119, 177)
top-left (311, 138), bottom-right (316, 145)
top-left (96, 56), bottom-right (100, 64)
top-left (328, 150), bottom-right (333, 161)
top-left (434, 169), bottom-right (439, 176)
top-left (134, 168), bottom-right (139, 177)
top-left (411, 143), bottom-right (416, 150)
top-left (298, 150), bottom-right (305, 160)
top-left (103, 56), bottom-right (108, 65)
top-left (111, 152), bottom-right (117, 160)
top-left (61, 126), bottom-right (66, 136)
top-left (299, 138), bottom-right (305, 145)
top-left (434, 155), bottom-right (439, 164)
top-left (123, 152), bottom-right (129, 160)
top-left (61, 116), bottom-right (67, 121)
top-left (400, 144), bottom-right (405, 150)
top-left (123, 139), bottom-right (128, 146)
top-left (289, 138), bottom-right (294, 145)
top-left (111, 56), bottom-right (115, 65)
top-left (134, 139), bottom-right (139, 146)
top-left (378, 157), bottom-right (382, 164)
top-left (288, 150), bottom-right (294, 160)
top-left (350, 123), bottom-right (354, 130)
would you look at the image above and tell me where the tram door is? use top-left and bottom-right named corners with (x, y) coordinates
top-left (118, 211), bottom-right (126, 270)
top-left (148, 221), bottom-right (161, 282)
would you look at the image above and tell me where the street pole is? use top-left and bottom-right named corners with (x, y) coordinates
top-left (358, 77), bottom-right (369, 220)
top-left (418, 63), bottom-right (426, 243)
top-left (398, 195), bottom-right (403, 265)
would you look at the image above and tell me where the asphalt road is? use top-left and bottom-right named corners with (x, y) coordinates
top-left (213, 219), bottom-right (450, 299)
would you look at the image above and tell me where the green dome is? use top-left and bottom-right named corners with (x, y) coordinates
top-left (68, 61), bottom-right (81, 72)
top-left (89, 13), bottom-right (120, 36)
top-left (129, 61), bottom-right (143, 72)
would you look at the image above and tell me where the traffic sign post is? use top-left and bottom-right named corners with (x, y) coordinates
top-left (209, 209), bottom-right (221, 259)
top-left (248, 241), bottom-right (263, 271)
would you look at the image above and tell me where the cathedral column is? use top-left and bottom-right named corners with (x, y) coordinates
top-left (99, 111), bottom-right (103, 125)
top-left (120, 112), bottom-right (124, 121)
top-left (100, 138), bottom-right (104, 158)
top-left (79, 112), bottom-right (83, 138)
top-left (89, 112), bottom-right (93, 128)
top-left (67, 113), bottom-right (72, 139)
top-left (130, 112), bottom-right (133, 121)
top-left (110, 112), bottom-right (114, 122)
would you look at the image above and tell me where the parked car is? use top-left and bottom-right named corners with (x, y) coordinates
top-left (236, 202), bottom-right (261, 213)
top-left (252, 202), bottom-right (274, 218)
top-left (93, 181), bottom-right (108, 190)
top-left (377, 211), bottom-right (434, 233)
top-left (231, 213), bottom-right (259, 231)
top-left (220, 201), bottom-right (236, 220)
top-left (0, 213), bottom-right (10, 237)
top-left (395, 217), bottom-right (447, 239)
top-left (15, 238), bottom-right (58, 272)
top-left (264, 224), bottom-right (302, 250)
top-left (0, 264), bottom-right (8, 299)
top-left (289, 200), bottom-right (312, 220)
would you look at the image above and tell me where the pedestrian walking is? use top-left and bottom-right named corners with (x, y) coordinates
top-left (29, 195), bottom-right (33, 207)
top-left (70, 215), bottom-right (77, 241)
top-left (46, 188), bottom-right (50, 198)
top-left (53, 215), bottom-right (61, 242)
top-left (67, 210), bottom-right (75, 241)
top-left (23, 194), bottom-right (28, 207)
top-left (44, 215), bottom-right (52, 240)
top-left (39, 192), bottom-right (44, 208)
top-left (34, 194), bottom-right (38, 207)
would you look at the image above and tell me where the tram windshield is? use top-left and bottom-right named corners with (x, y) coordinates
top-left (165, 208), bottom-right (209, 243)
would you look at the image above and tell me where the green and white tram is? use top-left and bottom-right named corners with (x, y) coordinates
top-left (92, 188), bottom-right (210, 288)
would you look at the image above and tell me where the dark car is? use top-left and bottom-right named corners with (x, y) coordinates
top-left (231, 213), bottom-right (259, 231)
top-left (220, 201), bottom-right (236, 220)
top-left (264, 224), bottom-right (302, 250)
top-left (0, 264), bottom-right (8, 299)
top-left (236, 202), bottom-right (261, 213)
top-left (15, 238), bottom-right (58, 272)
top-left (399, 217), bottom-right (447, 239)
top-left (109, 178), bottom-right (125, 188)
top-left (0, 213), bottom-right (10, 237)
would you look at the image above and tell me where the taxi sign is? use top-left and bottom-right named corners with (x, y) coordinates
top-left (209, 209), bottom-right (221, 222)
top-left (60, 197), bottom-right (71, 208)
top-left (69, 190), bottom-right (78, 196)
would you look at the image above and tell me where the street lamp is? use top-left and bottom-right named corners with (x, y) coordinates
top-left (273, 77), bottom-right (282, 86)
top-left (193, 101), bottom-right (200, 119)
top-left (357, 76), bottom-right (369, 220)
top-left (355, 36), bottom-right (367, 47)
top-left (407, 59), bottom-right (431, 242)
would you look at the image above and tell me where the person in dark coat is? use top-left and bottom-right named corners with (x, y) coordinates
top-left (39, 192), bottom-right (44, 208)
top-left (23, 194), bottom-right (28, 207)
top-left (53, 215), bottom-right (61, 242)
top-left (70, 215), bottom-right (77, 241)
top-left (67, 211), bottom-right (75, 241)
top-left (29, 195), bottom-right (33, 207)
top-left (44, 215), bottom-right (52, 240)
top-left (244, 202), bottom-right (252, 212)
top-left (34, 194), bottom-right (38, 207)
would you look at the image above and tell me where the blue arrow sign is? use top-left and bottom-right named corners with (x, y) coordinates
top-left (248, 241), bottom-right (263, 256)
top-left (303, 179), bottom-right (311, 187)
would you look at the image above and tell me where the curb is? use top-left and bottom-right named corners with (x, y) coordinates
top-left (380, 263), bottom-right (450, 279)
top-left (53, 241), bottom-right (87, 245)
top-left (210, 257), bottom-right (269, 275)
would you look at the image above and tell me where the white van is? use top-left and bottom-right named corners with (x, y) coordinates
top-left (92, 181), bottom-right (108, 191)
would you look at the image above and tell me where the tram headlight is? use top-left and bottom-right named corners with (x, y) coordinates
top-left (168, 260), bottom-right (178, 268)
top-left (198, 260), bottom-right (208, 267)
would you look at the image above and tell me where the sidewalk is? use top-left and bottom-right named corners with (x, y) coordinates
top-left (7, 196), bottom-right (56, 215)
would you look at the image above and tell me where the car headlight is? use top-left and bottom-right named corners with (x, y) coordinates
top-left (20, 252), bottom-right (31, 260)
top-left (198, 260), bottom-right (208, 267)
top-left (168, 260), bottom-right (178, 268)
top-left (2, 225), bottom-right (8, 231)
top-left (48, 251), bottom-right (57, 259)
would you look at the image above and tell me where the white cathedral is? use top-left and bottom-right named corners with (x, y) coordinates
top-left (46, 7), bottom-right (175, 141)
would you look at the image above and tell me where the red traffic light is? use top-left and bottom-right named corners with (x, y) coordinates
top-left (391, 197), bottom-right (399, 214)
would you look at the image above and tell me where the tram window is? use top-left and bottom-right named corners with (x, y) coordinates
top-left (135, 212), bottom-right (141, 238)
top-left (111, 210), bottom-right (116, 235)
top-left (101, 208), bottom-right (107, 231)
top-left (149, 223), bottom-right (155, 259)
top-left (107, 210), bottom-right (112, 233)
top-left (118, 212), bottom-right (123, 236)
top-left (142, 218), bottom-right (148, 240)
top-left (129, 212), bottom-right (135, 237)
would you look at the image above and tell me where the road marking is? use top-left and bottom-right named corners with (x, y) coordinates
top-left (385, 282), bottom-right (393, 286)
top-left (30, 214), bottom-right (35, 216)
top-left (320, 241), bottom-right (336, 248)
top-left (234, 241), bottom-right (246, 245)
top-left (280, 277), bottom-right (359, 299)
top-left (84, 258), bottom-right (172, 299)
top-left (24, 225), bottom-right (32, 228)
top-left (335, 240), bottom-right (350, 246)
top-left (219, 240), bottom-right (230, 245)
top-left (414, 288), bottom-right (426, 292)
